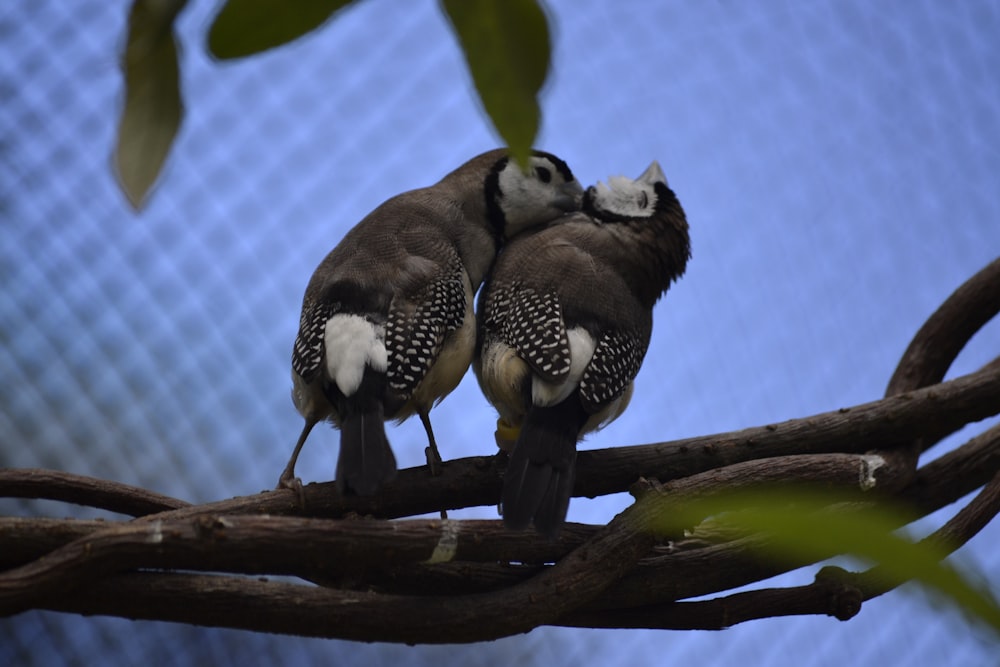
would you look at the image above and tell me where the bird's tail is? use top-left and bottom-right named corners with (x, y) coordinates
top-left (332, 369), bottom-right (397, 496)
top-left (502, 396), bottom-right (588, 537)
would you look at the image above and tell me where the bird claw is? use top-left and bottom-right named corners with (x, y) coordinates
top-left (424, 445), bottom-right (444, 477)
top-left (277, 473), bottom-right (307, 509)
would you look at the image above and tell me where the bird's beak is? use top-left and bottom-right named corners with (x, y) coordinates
top-left (553, 180), bottom-right (585, 211)
top-left (637, 160), bottom-right (666, 184)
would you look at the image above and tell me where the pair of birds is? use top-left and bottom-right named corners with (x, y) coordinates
top-left (283, 148), bottom-right (690, 536)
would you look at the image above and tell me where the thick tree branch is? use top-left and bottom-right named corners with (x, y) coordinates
top-left (560, 470), bottom-right (1000, 632)
top-left (0, 469), bottom-right (188, 516)
top-left (855, 469), bottom-right (1000, 601)
top-left (6, 420), bottom-right (999, 577)
top-left (899, 422), bottom-right (1000, 513)
top-left (0, 452), bottom-right (882, 615)
top-left (559, 573), bottom-right (866, 631)
top-left (886, 256), bottom-right (1000, 397)
top-left (36, 466), bottom-right (1000, 638)
top-left (0, 516), bottom-right (592, 593)
top-left (7, 422), bottom-right (997, 639)
top-left (370, 422), bottom-right (1000, 603)
top-left (3, 362), bottom-right (992, 525)
top-left (866, 257), bottom-right (1000, 513)
top-left (1, 258), bottom-right (997, 641)
top-left (39, 496), bottom-right (661, 643)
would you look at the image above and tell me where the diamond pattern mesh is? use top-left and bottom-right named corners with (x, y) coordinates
top-left (2, 1), bottom-right (998, 664)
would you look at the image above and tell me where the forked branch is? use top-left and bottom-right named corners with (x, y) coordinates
top-left (0, 258), bottom-right (997, 641)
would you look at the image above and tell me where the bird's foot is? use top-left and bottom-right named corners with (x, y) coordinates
top-left (425, 444), bottom-right (444, 477)
top-left (277, 472), bottom-right (306, 509)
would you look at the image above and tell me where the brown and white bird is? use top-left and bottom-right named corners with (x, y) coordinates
top-left (282, 149), bottom-right (583, 497)
top-left (475, 161), bottom-right (690, 536)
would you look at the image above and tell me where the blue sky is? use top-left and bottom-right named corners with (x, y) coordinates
top-left (2, 1), bottom-right (999, 665)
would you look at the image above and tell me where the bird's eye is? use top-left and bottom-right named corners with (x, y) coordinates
top-left (638, 191), bottom-right (649, 208)
top-left (535, 167), bottom-right (552, 183)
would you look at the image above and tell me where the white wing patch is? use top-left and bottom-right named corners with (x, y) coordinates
top-left (531, 327), bottom-right (595, 407)
top-left (324, 314), bottom-right (387, 397)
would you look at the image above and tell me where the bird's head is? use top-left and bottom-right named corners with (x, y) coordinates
top-left (486, 151), bottom-right (584, 239)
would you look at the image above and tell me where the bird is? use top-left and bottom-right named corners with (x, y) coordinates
top-left (281, 149), bottom-right (584, 498)
top-left (475, 160), bottom-right (690, 536)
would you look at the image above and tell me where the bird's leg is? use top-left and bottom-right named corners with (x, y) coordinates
top-left (277, 418), bottom-right (317, 508)
top-left (417, 409), bottom-right (447, 519)
top-left (418, 409), bottom-right (444, 475)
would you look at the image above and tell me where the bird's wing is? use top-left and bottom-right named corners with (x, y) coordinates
top-left (578, 329), bottom-right (646, 412)
top-left (485, 281), bottom-right (572, 384)
top-left (292, 298), bottom-right (339, 383)
top-left (385, 251), bottom-right (468, 399)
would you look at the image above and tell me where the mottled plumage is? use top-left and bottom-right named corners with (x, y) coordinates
top-left (475, 160), bottom-right (691, 536)
top-left (282, 149), bottom-right (583, 498)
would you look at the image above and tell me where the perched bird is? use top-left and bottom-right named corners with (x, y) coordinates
top-left (475, 161), bottom-right (690, 536)
top-left (282, 149), bottom-right (583, 497)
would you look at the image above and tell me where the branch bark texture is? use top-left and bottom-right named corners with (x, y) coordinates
top-left (0, 257), bottom-right (997, 642)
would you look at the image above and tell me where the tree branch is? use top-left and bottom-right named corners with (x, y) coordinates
top-left (1, 258), bottom-right (997, 641)
top-left (7, 422), bottom-right (997, 639)
top-left (886, 256), bottom-right (1000, 397)
top-left (359, 420), bottom-right (1000, 602)
top-left (559, 469), bottom-right (1000, 632)
top-left (35, 495), bottom-right (661, 643)
top-left (856, 469), bottom-right (1000, 601)
top-left (4, 360), bottom-right (992, 526)
top-left (0, 469), bottom-right (189, 516)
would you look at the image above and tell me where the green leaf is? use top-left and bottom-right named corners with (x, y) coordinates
top-left (208, 0), bottom-right (357, 60)
top-left (114, 0), bottom-right (188, 211)
top-left (648, 490), bottom-right (1000, 635)
top-left (441, 0), bottom-right (551, 167)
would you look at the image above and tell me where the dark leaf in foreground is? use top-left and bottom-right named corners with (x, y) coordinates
top-left (114, 0), bottom-right (188, 210)
top-left (208, 0), bottom-right (357, 60)
top-left (442, 0), bottom-right (550, 166)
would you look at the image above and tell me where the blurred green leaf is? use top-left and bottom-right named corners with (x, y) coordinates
top-left (208, 0), bottom-right (357, 59)
top-left (115, 0), bottom-right (187, 211)
top-left (648, 490), bottom-right (1000, 635)
top-left (442, 0), bottom-right (550, 167)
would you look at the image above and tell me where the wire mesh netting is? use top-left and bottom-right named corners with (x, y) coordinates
top-left (2, 0), bottom-right (999, 665)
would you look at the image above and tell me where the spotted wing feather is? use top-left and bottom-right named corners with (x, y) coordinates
top-left (386, 261), bottom-right (468, 398)
top-left (486, 283), bottom-right (571, 383)
top-left (579, 330), bottom-right (645, 412)
top-left (292, 299), bottom-right (339, 383)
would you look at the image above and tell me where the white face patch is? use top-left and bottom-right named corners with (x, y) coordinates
top-left (591, 177), bottom-right (658, 220)
top-left (497, 156), bottom-right (582, 236)
top-left (324, 314), bottom-right (387, 397)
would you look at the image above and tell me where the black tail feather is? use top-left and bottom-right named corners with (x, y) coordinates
top-left (327, 368), bottom-right (397, 496)
top-left (337, 407), bottom-right (397, 496)
top-left (502, 396), bottom-right (587, 537)
top-left (531, 458), bottom-right (577, 538)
